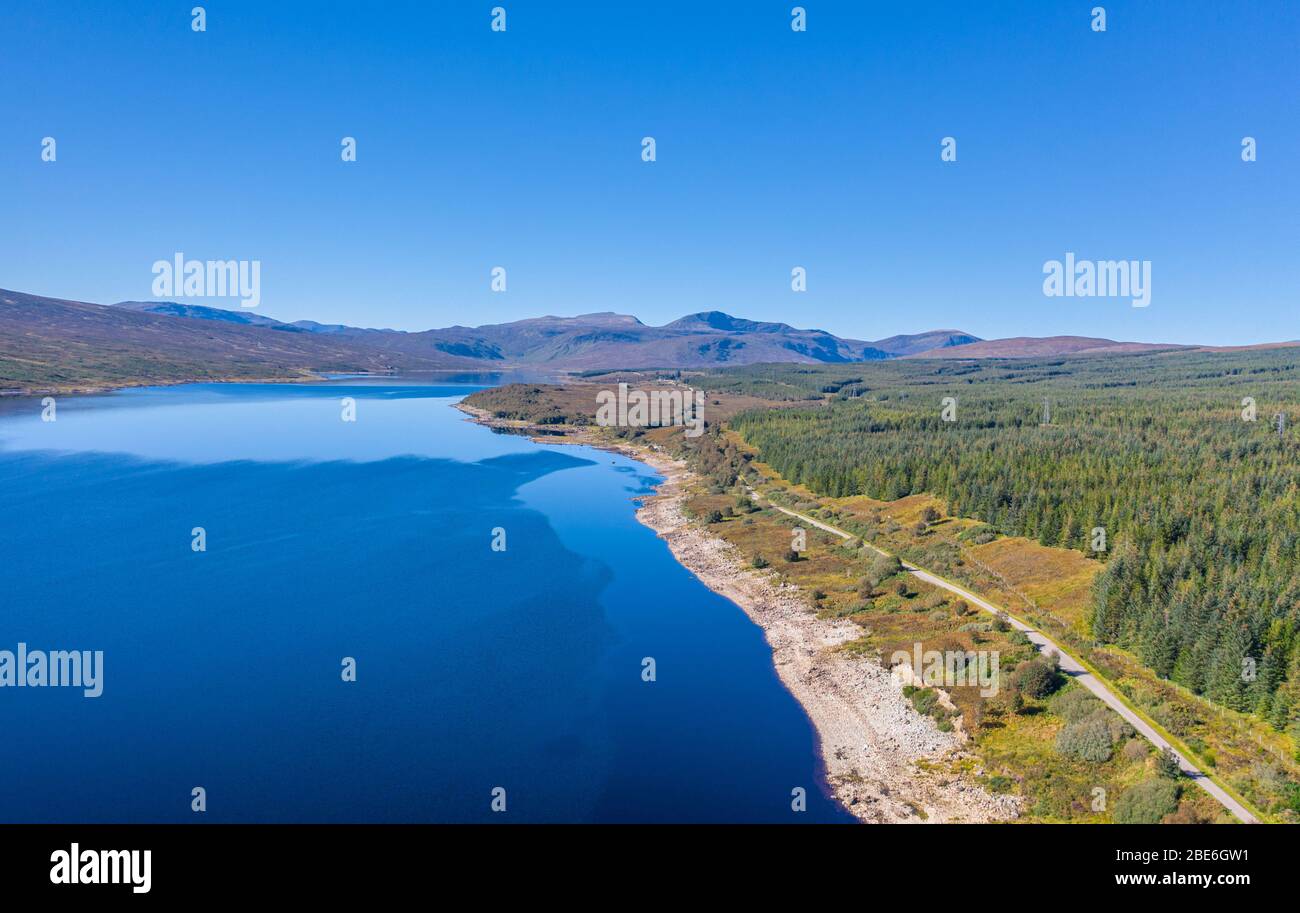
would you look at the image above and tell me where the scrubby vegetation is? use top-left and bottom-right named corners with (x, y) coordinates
top-left (462, 360), bottom-right (1300, 820)
top-left (714, 352), bottom-right (1300, 744)
top-left (665, 427), bottom-right (1216, 820)
top-left (463, 383), bottom-right (594, 425)
top-left (1013, 656), bottom-right (1062, 700)
top-left (1053, 693), bottom-right (1134, 764)
top-left (1114, 778), bottom-right (1181, 824)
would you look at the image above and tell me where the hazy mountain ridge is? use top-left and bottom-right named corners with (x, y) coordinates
top-left (0, 289), bottom-right (480, 393)
top-left (104, 299), bottom-right (979, 369)
top-left (8, 286), bottom-right (1279, 395)
top-left (904, 335), bottom-right (1190, 359)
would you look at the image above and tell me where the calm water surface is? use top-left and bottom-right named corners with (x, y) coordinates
top-left (0, 381), bottom-right (852, 822)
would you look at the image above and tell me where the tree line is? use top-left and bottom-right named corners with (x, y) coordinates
top-left (717, 351), bottom-right (1300, 737)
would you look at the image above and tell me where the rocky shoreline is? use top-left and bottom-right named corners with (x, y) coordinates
top-left (456, 402), bottom-right (1019, 823)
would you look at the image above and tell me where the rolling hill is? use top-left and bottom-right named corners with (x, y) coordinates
top-left (0, 289), bottom-right (479, 393)
top-left (109, 301), bottom-right (980, 369)
top-left (12, 286), bottom-right (1275, 394)
top-left (904, 335), bottom-right (1190, 359)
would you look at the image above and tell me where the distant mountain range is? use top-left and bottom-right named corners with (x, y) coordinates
top-left (4, 287), bottom-right (1292, 394)
top-left (904, 336), bottom-right (1188, 359)
top-left (109, 299), bottom-right (981, 368)
top-left (0, 289), bottom-right (483, 393)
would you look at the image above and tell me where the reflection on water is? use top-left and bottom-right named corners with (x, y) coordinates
top-left (0, 381), bottom-right (852, 823)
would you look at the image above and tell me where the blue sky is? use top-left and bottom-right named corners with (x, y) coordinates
top-left (2, 1), bottom-right (1296, 344)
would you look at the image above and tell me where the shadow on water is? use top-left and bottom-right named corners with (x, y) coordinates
top-left (0, 382), bottom-right (854, 823)
top-left (0, 447), bottom-right (618, 823)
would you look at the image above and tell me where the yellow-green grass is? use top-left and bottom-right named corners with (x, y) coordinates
top-left (967, 537), bottom-right (1100, 635)
top-left (976, 683), bottom-right (1228, 823)
top-left (866, 548), bottom-right (1271, 824)
top-left (725, 428), bottom-right (1288, 821)
top-left (678, 479), bottom-right (1212, 822)
top-left (468, 384), bottom-right (1294, 821)
top-left (1068, 649), bottom-right (1282, 823)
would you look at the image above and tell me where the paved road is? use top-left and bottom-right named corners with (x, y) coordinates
top-left (751, 488), bottom-right (1259, 824)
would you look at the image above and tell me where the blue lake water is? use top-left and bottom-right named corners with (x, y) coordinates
top-left (0, 380), bottom-right (852, 823)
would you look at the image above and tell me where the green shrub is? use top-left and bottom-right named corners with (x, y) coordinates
top-left (1056, 712), bottom-right (1114, 762)
top-left (921, 591), bottom-right (946, 610)
top-left (909, 688), bottom-right (939, 716)
top-left (1113, 779), bottom-right (1180, 824)
top-left (987, 775), bottom-right (1013, 794)
top-left (1106, 715), bottom-right (1135, 742)
top-left (1049, 687), bottom-right (1103, 723)
top-left (1150, 701), bottom-right (1198, 737)
top-left (1155, 747), bottom-right (1183, 779)
top-left (867, 553), bottom-right (902, 586)
top-left (750, 554), bottom-right (769, 569)
top-left (959, 524), bottom-right (995, 543)
top-left (1122, 739), bottom-right (1149, 762)
top-left (1015, 659), bottom-right (1062, 699)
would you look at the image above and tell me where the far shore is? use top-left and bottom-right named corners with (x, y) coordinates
top-left (0, 372), bottom-right (327, 398)
top-left (0, 369), bottom-right (509, 398)
top-left (455, 400), bottom-right (1020, 824)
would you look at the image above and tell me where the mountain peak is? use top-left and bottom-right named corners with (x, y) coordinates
top-left (490, 312), bottom-right (644, 330)
top-left (665, 311), bottom-right (794, 334)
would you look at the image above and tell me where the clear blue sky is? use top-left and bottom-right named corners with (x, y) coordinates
top-left (2, 1), bottom-right (1296, 344)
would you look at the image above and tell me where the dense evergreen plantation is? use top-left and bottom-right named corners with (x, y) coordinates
top-left (708, 350), bottom-right (1300, 736)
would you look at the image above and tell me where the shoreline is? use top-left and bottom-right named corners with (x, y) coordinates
top-left (0, 373), bottom-right (329, 398)
top-left (456, 402), bottom-right (1020, 824)
top-left (0, 369), bottom-right (498, 398)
